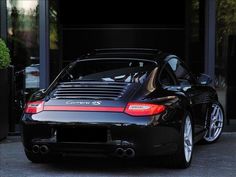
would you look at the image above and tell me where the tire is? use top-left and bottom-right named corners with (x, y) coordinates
top-left (201, 101), bottom-right (224, 144)
top-left (164, 112), bottom-right (194, 169)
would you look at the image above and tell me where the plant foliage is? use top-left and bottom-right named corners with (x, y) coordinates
top-left (0, 39), bottom-right (11, 69)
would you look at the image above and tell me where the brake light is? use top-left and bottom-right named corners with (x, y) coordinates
top-left (124, 102), bottom-right (166, 116)
top-left (24, 101), bottom-right (44, 114)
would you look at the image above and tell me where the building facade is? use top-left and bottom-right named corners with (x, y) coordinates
top-left (0, 0), bottom-right (235, 127)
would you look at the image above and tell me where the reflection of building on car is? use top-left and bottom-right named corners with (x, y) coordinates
top-left (25, 64), bottom-right (40, 89)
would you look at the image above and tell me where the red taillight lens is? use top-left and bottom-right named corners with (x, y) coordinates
top-left (24, 101), bottom-right (44, 114)
top-left (124, 102), bottom-right (166, 116)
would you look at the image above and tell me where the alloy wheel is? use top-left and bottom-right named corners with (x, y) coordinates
top-left (204, 104), bottom-right (224, 142)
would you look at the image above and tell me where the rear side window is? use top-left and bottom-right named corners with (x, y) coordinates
top-left (159, 68), bottom-right (176, 86)
top-left (167, 58), bottom-right (194, 85)
top-left (61, 59), bottom-right (157, 83)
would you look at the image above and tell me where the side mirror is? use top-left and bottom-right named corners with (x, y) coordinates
top-left (197, 73), bottom-right (212, 85)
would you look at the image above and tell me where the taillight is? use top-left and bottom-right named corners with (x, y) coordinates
top-left (124, 102), bottom-right (166, 116)
top-left (24, 101), bottom-right (44, 114)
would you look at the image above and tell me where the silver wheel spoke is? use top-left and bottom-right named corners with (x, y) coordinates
top-left (188, 146), bottom-right (192, 152)
top-left (187, 124), bottom-right (191, 136)
top-left (211, 106), bottom-right (217, 117)
top-left (214, 125), bottom-right (223, 129)
top-left (214, 108), bottom-right (220, 121)
top-left (184, 116), bottom-right (192, 163)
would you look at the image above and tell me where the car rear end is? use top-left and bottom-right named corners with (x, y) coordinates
top-left (21, 59), bottom-right (181, 159)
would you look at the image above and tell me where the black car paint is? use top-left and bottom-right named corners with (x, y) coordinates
top-left (21, 49), bottom-right (218, 158)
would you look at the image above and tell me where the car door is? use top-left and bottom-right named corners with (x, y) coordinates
top-left (166, 57), bottom-right (206, 134)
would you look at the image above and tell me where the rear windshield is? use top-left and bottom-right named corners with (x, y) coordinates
top-left (60, 59), bottom-right (157, 83)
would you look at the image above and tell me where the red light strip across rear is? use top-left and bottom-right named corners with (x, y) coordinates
top-left (43, 106), bottom-right (124, 112)
top-left (24, 100), bottom-right (166, 116)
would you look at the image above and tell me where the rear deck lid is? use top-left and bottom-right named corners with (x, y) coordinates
top-left (44, 81), bottom-right (137, 111)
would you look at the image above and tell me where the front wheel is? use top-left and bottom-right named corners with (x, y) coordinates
top-left (202, 102), bottom-right (224, 144)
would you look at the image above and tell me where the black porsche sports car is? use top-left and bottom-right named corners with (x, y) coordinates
top-left (21, 48), bottom-right (224, 168)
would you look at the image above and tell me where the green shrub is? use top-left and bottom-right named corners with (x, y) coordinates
top-left (0, 38), bottom-right (11, 69)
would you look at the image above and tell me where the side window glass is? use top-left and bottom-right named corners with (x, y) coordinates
top-left (168, 58), bottom-right (192, 85)
top-left (168, 58), bottom-right (178, 71)
top-left (159, 68), bottom-right (176, 86)
top-left (175, 64), bottom-right (189, 80)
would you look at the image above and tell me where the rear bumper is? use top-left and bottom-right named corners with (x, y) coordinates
top-left (21, 118), bottom-right (181, 157)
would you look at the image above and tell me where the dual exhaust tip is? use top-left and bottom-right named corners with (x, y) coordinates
top-left (115, 147), bottom-right (135, 158)
top-left (32, 145), bottom-right (49, 154)
top-left (33, 145), bottom-right (135, 158)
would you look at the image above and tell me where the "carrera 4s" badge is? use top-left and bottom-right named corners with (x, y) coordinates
top-left (65, 100), bottom-right (102, 105)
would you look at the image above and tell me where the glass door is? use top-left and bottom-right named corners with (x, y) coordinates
top-left (7, 0), bottom-right (39, 122)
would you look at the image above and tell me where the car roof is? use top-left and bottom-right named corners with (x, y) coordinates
top-left (79, 48), bottom-right (170, 62)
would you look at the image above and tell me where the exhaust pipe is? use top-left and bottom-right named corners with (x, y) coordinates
top-left (32, 145), bottom-right (40, 154)
top-left (115, 148), bottom-right (135, 158)
top-left (115, 148), bottom-right (125, 158)
top-left (125, 148), bottom-right (135, 158)
top-left (39, 145), bottom-right (49, 154)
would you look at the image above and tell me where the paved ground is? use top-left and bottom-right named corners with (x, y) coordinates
top-left (0, 133), bottom-right (236, 177)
